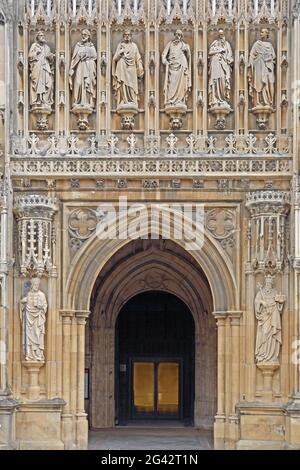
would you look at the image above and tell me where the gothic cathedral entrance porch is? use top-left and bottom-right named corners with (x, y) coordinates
top-left (116, 292), bottom-right (195, 424)
top-left (86, 239), bottom-right (217, 432)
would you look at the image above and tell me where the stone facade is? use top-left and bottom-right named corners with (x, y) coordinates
top-left (0, 0), bottom-right (299, 450)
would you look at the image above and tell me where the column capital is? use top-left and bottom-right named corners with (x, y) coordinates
top-left (59, 310), bottom-right (75, 324)
top-left (75, 310), bottom-right (90, 325)
top-left (212, 311), bottom-right (227, 320)
top-left (213, 310), bottom-right (243, 322)
top-left (75, 310), bottom-right (90, 319)
top-left (228, 310), bottom-right (243, 325)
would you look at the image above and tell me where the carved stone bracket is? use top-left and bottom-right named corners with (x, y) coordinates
top-left (14, 194), bottom-right (58, 277)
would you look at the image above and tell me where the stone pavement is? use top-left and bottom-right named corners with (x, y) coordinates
top-left (88, 427), bottom-right (213, 450)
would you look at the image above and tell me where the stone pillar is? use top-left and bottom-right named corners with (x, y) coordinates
top-left (0, 186), bottom-right (17, 449)
top-left (60, 310), bottom-right (74, 449)
top-left (75, 310), bottom-right (90, 450)
top-left (214, 313), bottom-right (226, 449)
top-left (228, 311), bottom-right (243, 449)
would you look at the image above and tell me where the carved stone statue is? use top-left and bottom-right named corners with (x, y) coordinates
top-left (208, 29), bottom-right (233, 129)
top-left (254, 275), bottom-right (285, 364)
top-left (248, 29), bottom-right (276, 129)
top-left (28, 31), bottom-right (55, 130)
top-left (112, 30), bottom-right (144, 130)
top-left (162, 29), bottom-right (191, 107)
top-left (69, 29), bottom-right (97, 130)
top-left (162, 30), bottom-right (191, 129)
top-left (20, 278), bottom-right (47, 362)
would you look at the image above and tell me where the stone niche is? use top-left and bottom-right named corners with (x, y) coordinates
top-left (248, 25), bottom-right (278, 132)
top-left (207, 25), bottom-right (235, 132)
top-left (159, 27), bottom-right (193, 133)
top-left (28, 29), bottom-right (56, 132)
top-left (69, 27), bottom-right (97, 132)
top-left (111, 28), bottom-right (145, 133)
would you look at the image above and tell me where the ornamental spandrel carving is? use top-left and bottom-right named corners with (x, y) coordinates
top-left (68, 207), bottom-right (107, 253)
top-left (14, 194), bottom-right (58, 277)
top-left (205, 208), bottom-right (236, 260)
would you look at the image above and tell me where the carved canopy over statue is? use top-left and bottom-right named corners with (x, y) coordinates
top-left (112, 30), bottom-right (144, 110)
top-left (28, 31), bottom-right (55, 110)
top-left (254, 274), bottom-right (285, 364)
top-left (20, 278), bottom-right (48, 362)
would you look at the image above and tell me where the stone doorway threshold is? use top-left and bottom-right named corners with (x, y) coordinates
top-left (88, 427), bottom-right (213, 450)
top-left (120, 420), bottom-right (189, 427)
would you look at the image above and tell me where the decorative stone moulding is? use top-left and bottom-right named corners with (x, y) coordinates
top-left (14, 194), bottom-right (58, 277)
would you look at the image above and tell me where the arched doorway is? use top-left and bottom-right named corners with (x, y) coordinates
top-left (86, 239), bottom-right (217, 430)
top-left (116, 291), bottom-right (195, 424)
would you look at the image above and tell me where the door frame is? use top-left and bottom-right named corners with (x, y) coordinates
top-left (129, 357), bottom-right (183, 421)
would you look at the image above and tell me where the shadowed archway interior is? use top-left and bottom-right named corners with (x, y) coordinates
top-left (86, 239), bottom-right (217, 430)
top-left (116, 291), bottom-right (195, 424)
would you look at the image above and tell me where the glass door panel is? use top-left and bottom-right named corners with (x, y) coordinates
top-left (157, 362), bottom-right (179, 415)
top-left (133, 362), bottom-right (154, 413)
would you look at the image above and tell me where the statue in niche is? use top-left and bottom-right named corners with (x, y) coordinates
top-left (112, 30), bottom-right (144, 130)
top-left (28, 31), bottom-right (55, 130)
top-left (20, 278), bottom-right (48, 362)
top-left (254, 274), bottom-right (286, 364)
top-left (69, 29), bottom-right (97, 130)
top-left (162, 29), bottom-right (191, 130)
top-left (208, 29), bottom-right (233, 129)
top-left (248, 29), bottom-right (276, 129)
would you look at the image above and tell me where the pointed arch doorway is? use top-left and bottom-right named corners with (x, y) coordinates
top-left (116, 291), bottom-right (195, 424)
top-left (86, 239), bottom-right (217, 430)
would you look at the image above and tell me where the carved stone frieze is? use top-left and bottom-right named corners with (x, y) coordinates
top-left (11, 131), bottom-right (291, 158)
top-left (10, 156), bottom-right (292, 178)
